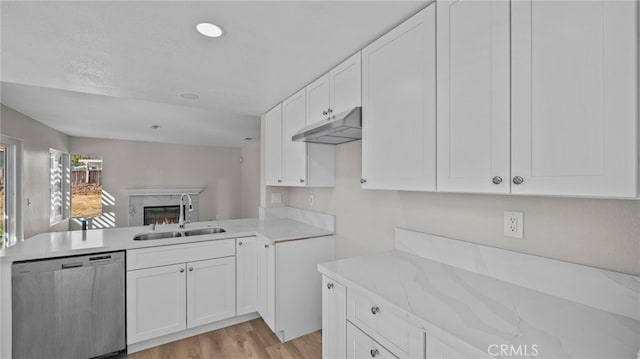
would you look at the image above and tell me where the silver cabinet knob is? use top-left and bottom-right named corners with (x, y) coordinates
top-left (188, 267), bottom-right (194, 272)
top-left (360, 178), bottom-right (367, 184)
top-left (512, 176), bottom-right (524, 185)
top-left (492, 176), bottom-right (503, 184)
top-left (300, 179), bottom-right (305, 183)
top-left (238, 241), bottom-right (243, 246)
top-left (323, 110), bottom-right (328, 116)
top-left (179, 268), bottom-right (185, 273)
top-left (264, 244), bottom-right (269, 248)
top-left (370, 349), bottom-right (379, 358)
top-left (277, 179), bottom-right (282, 183)
top-left (327, 283), bottom-right (334, 290)
top-left (370, 306), bottom-right (380, 315)
top-left (328, 108), bottom-right (333, 113)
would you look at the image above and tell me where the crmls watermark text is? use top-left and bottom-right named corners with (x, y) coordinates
top-left (487, 344), bottom-right (539, 357)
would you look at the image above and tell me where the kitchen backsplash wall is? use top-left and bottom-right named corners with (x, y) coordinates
top-left (70, 137), bottom-right (244, 229)
top-left (240, 141), bottom-right (260, 218)
top-left (280, 140), bottom-right (640, 275)
top-left (0, 105), bottom-right (71, 238)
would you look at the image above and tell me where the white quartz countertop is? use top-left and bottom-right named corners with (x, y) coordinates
top-left (0, 218), bottom-right (334, 263)
top-left (319, 250), bottom-right (640, 358)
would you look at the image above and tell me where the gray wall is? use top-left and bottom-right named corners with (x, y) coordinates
top-left (0, 105), bottom-right (71, 238)
top-left (240, 141), bottom-right (260, 218)
top-left (70, 137), bottom-right (244, 228)
top-left (270, 140), bottom-right (640, 275)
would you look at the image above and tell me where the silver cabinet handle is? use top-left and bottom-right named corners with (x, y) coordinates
top-left (323, 110), bottom-right (328, 116)
top-left (328, 108), bottom-right (333, 113)
top-left (370, 349), bottom-right (379, 357)
top-left (512, 176), bottom-right (524, 185)
top-left (179, 268), bottom-right (185, 273)
top-left (264, 244), bottom-right (269, 248)
top-left (277, 179), bottom-right (282, 183)
top-left (189, 267), bottom-right (194, 272)
top-left (360, 178), bottom-right (367, 184)
top-left (327, 283), bottom-right (334, 290)
top-left (370, 306), bottom-right (380, 315)
top-left (300, 179), bottom-right (305, 183)
top-left (492, 176), bottom-right (503, 184)
top-left (238, 241), bottom-right (243, 246)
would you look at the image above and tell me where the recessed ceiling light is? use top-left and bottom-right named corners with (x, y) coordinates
top-left (196, 23), bottom-right (223, 38)
top-left (150, 125), bottom-right (160, 130)
top-left (179, 93), bottom-right (199, 100)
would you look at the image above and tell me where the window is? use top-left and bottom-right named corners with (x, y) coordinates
top-left (50, 149), bottom-right (70, 224)
top-left (1, 135), bottom-right (23, 248)
top-left (71, 154), bottom-right (103, 219)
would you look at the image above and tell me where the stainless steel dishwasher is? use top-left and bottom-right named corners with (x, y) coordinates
top-left (12, 251), bottom-right (126, 359)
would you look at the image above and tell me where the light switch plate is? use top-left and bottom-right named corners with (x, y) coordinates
top-left (504, 211), bottom-right (524, 239)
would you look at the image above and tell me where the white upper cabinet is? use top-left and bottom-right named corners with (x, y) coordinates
top-left (306, 73), bottom-right (332, 125)
top-left (329, 52), bottom-right (361, 116)
top-left (511, 0), bottom-right (638, 197)
top-left (361, 4), bottom-right (436, 191)
top-left (306, 52), bottom-right (361, 124)
top-left (436, 0), bottom-right (511, 194)
top-left (282, 89), bottom-right (308, 186)
top-left (265, 104), bottom-right (283, 186)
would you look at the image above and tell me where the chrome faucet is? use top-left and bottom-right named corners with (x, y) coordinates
top-left (178, 193), bottom-right (193, 229)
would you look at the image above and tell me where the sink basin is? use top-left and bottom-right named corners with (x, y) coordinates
top-left (133, 231), bottom-right (183, 240)
top-left (183, 228), bottom-right (226, 236)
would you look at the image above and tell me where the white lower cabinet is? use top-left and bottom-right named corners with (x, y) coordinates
top-left (127, 263), bottom-right (187, 344)
top-left (347, 322), bottom-right (397, 359)
top-left (236, 236), bottom-right (261, 316)
top-left (322, 276), bottom-right (346, 359)
top-left (187, 257), bottom-right (236, 328)
top-left (126, 240), bottom-right (236, 345)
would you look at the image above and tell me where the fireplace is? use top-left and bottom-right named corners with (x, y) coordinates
top-left (127, 188), bottom-right (203, 227)
top-left (144, 205), bottom-right (182, 225)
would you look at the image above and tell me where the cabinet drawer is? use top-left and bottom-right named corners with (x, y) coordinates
top-left (127, 239), bottom-right (235, 270)
top-left (347, 322), bottom-right (397, 359)
top-left (348, 289), bottom-right (424, 358)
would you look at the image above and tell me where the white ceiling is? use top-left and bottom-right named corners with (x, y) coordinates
top-left (0, 1), bottom-right (428, 147)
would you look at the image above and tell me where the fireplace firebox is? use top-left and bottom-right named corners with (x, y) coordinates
top-left (143, 205), bottom-right (183, 225)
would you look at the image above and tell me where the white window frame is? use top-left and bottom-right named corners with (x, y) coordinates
top-left (1, 135), bottom-right (23, 247)
top-left (49, 149), bottom-right (70, 225)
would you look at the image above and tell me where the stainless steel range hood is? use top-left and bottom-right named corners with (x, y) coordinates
top-left (292, 107), bottom-right (362, 145)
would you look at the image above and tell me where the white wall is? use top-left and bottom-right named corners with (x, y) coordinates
top-left (268, 140), bottom-right (640, 276)
top-left (0, 105), bottom-right (71, 238)
top-left (240, 141), bottom-right (260, 218)
top-left (70, 137), bottom-right (243, 228)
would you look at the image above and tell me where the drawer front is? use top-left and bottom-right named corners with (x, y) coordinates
top-left (127, 239), bottom-right (235, 270)
top-left (347, 322), bottom-right (397, 359)
top-left (348, 289), bottom-right (424, 358)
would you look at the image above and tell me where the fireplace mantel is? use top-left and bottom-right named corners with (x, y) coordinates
top-left (126, 188), bottom-right (203, 196)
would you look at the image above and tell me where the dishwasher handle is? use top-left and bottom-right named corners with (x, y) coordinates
top-left (61, 262), bottom-right (84, 269)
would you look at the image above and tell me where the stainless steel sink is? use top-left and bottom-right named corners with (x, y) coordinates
top-left (133, 231), bottom-right (183, 240)
top-left (133, 227), bottom-right (226, 240)
top-left (183, 228), bottom-right (226, 236)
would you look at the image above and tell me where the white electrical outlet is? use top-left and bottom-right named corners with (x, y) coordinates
top-left (309, 194), bottom-right (314, 206)
top-left (271, 192), bottom-right (282, 204)
top-left (504, 211), bottom-right (524, 239)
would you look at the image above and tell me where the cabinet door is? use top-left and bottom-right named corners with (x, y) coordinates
top-left (346, 322), bottom-right (396, 359)
top-left (330, 52), bottom-right (361, 115)
top-left (258, 238), bottom-right (276, 333)
top-left (511, 0), bottom-right (638, 197)
top-left (186, 257), bottom-right (236, 328)
top-left (265, 104), bottom-right (283, 186)
top-left (126, 264), bottom-right (186, 344)
top-left (361, 4), bottom-right (436, 191)
top-left (436, 0), bottom-right (510, 194)
top-left (426, 334), bottom-right (492, 359)
top-left (282, 89), bottom-right (308, 186)
top-left (322, 276), bottom-right (346, 359)
top-left (307, 73), bottom-right (331, 125)
top-left (236, 236), bottom-right (260, 316)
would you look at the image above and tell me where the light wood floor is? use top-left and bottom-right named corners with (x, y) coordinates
top-left (126, 318), bottom-right (322, 359)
